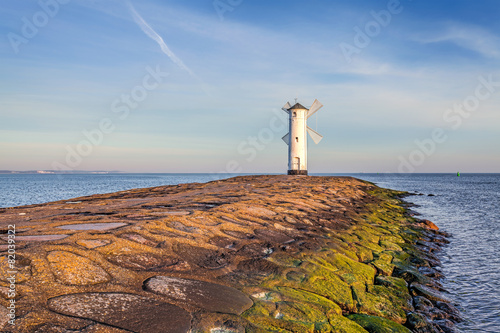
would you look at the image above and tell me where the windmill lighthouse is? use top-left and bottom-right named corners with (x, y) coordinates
top-left (282, 99), bottom-right (324, 175)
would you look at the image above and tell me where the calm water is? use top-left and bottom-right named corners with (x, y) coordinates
top-left (1, 173), bottom-right (498, 331)
top-left (0, 173), bottom-right (240, 208)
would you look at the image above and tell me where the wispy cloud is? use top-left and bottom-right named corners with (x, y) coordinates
top-left (127, 1), bottom-right (203, 82)
top-left (413, 23), bottom-right (500, 59)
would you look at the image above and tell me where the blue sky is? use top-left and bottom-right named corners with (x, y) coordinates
top-left (1, 0), bottom-right (499, 173)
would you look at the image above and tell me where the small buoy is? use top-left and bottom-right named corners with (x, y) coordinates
top-left (457, 172), bottom-right (460, 177)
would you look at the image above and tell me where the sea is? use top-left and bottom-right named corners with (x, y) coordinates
top-left (0, 172), bottom-right (498, 332)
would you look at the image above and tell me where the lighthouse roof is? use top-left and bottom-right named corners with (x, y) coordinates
top-left (289, 103), bottom-right (308, 110)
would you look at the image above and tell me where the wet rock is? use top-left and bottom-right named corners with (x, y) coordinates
top-left (144, 276), bottom-right (253, 315)
top-left (413, 296), bottom-right (434, 312)
top-left (47, 251), bottom-right (110, 285)
top-left (416, 240), bottom-right (441, 253)
top-left (435, 301), bottom-right (462, 322)
top-left (418, 266), bottom-right (444, 279)
top-left (47, 292), bottom-right (191, 333)
top-left (406, 312), bottom-right (440, 333)
top-left (434, 319), bottom-right (459, 333)
top-left (347, 314), bottom-right (411, 332)
top-left (410, 283), bottom-right (452, 303)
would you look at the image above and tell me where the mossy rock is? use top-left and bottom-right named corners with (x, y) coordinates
top-left (354, 245), bottom-right (374, 263)
top-left (353, 229), bottom-right (381, 244)
top-left (262, 259), bottom-right (355, 311)
top-left (339, 233), bottom-right (360, 244)
top-left (371, 253), bottom-right (394, 276)
top-left (374, 276), bottom-right (408, 296)
top-left (328, 315), bottom-right (369, 333)
top-left (383, 250), bottom-right (410, 262)
top-left (276, 301), bottom-right (329, 326)
top-left (311, 252), bottom-right (376, 286)
top-left (379, 241), bottom-right (403, 252)
top-left (379, 234), bottom-right (405, 245)
top-left (302, 264), bottom-right (355, 311)
top-left (276, 286), bottom-right (342, 316)
top-left (351, 282), bottom-right (408, 324)
top-left (245, 315), bottom-right (315, 332)
top-left (347, 314), bottom-right (411, 333)
top-left (359, 241), bottom-right (384, 254)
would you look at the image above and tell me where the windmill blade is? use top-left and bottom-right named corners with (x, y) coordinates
top-left (282, 101), bottom-right (292, 113)
top-left (307, 126), bottom-right (323, 144)
top-left (282, 133), bottom-right (290, 145)
top-left (307, 99), bottom-right (323, 119)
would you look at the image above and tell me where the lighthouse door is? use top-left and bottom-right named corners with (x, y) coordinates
top-left (293, 157), bottom-right (300, 170)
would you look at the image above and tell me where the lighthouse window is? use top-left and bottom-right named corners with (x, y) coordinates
top-left (295, 137), bottom-right (299, 142)
top-left (293, 112), bottom-right (296, 116)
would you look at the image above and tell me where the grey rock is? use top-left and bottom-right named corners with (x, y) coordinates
top-left (48, 292), bottom-right (191, 333)
top-left (144, 276), bottom-right (253, 315)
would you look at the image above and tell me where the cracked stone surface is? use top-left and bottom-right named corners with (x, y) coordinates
top-left (0, 175), bottom-right (453, 332)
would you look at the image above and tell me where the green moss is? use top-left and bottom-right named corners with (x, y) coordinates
top-left (311, 252), bottom-right (376, 286)
top-left (347, 314), bottom-right (411, 333)
top-left (371, 253), bottom-right (394, 276)
top-left (379, 241), bottom-right (403, 252)
top-left (351, 282), bottom-right (407, 324)
top-left (276, 301), bottom-right (327, 324)
top-left (301, 263), bottom-right (355, 311)
top-left (245, 315), bottom-right (314, 332)
top-left (328, 315), bottom-right (369, 333)
top-left (354, 245), bottom-right (374, 263)
top-left (276, 286), bottom-right (342, 316)
top-left (353, 229), bottom-right (380, 244)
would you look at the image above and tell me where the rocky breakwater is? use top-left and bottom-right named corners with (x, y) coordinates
top-left (0, 175), bottom-right (460, 332)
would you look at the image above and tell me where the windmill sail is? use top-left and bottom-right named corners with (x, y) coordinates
top-left (307, 99), bottom-right (323, 119)
top-left (307, 126), bottom-right (323, 144)
top-left (282, 102), bottom-right (292, 113)
top-left (282, 133), bottom-right (290, 145)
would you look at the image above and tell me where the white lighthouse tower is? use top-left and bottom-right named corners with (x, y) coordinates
top-left (281, 99), bottom-right (324, 175)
